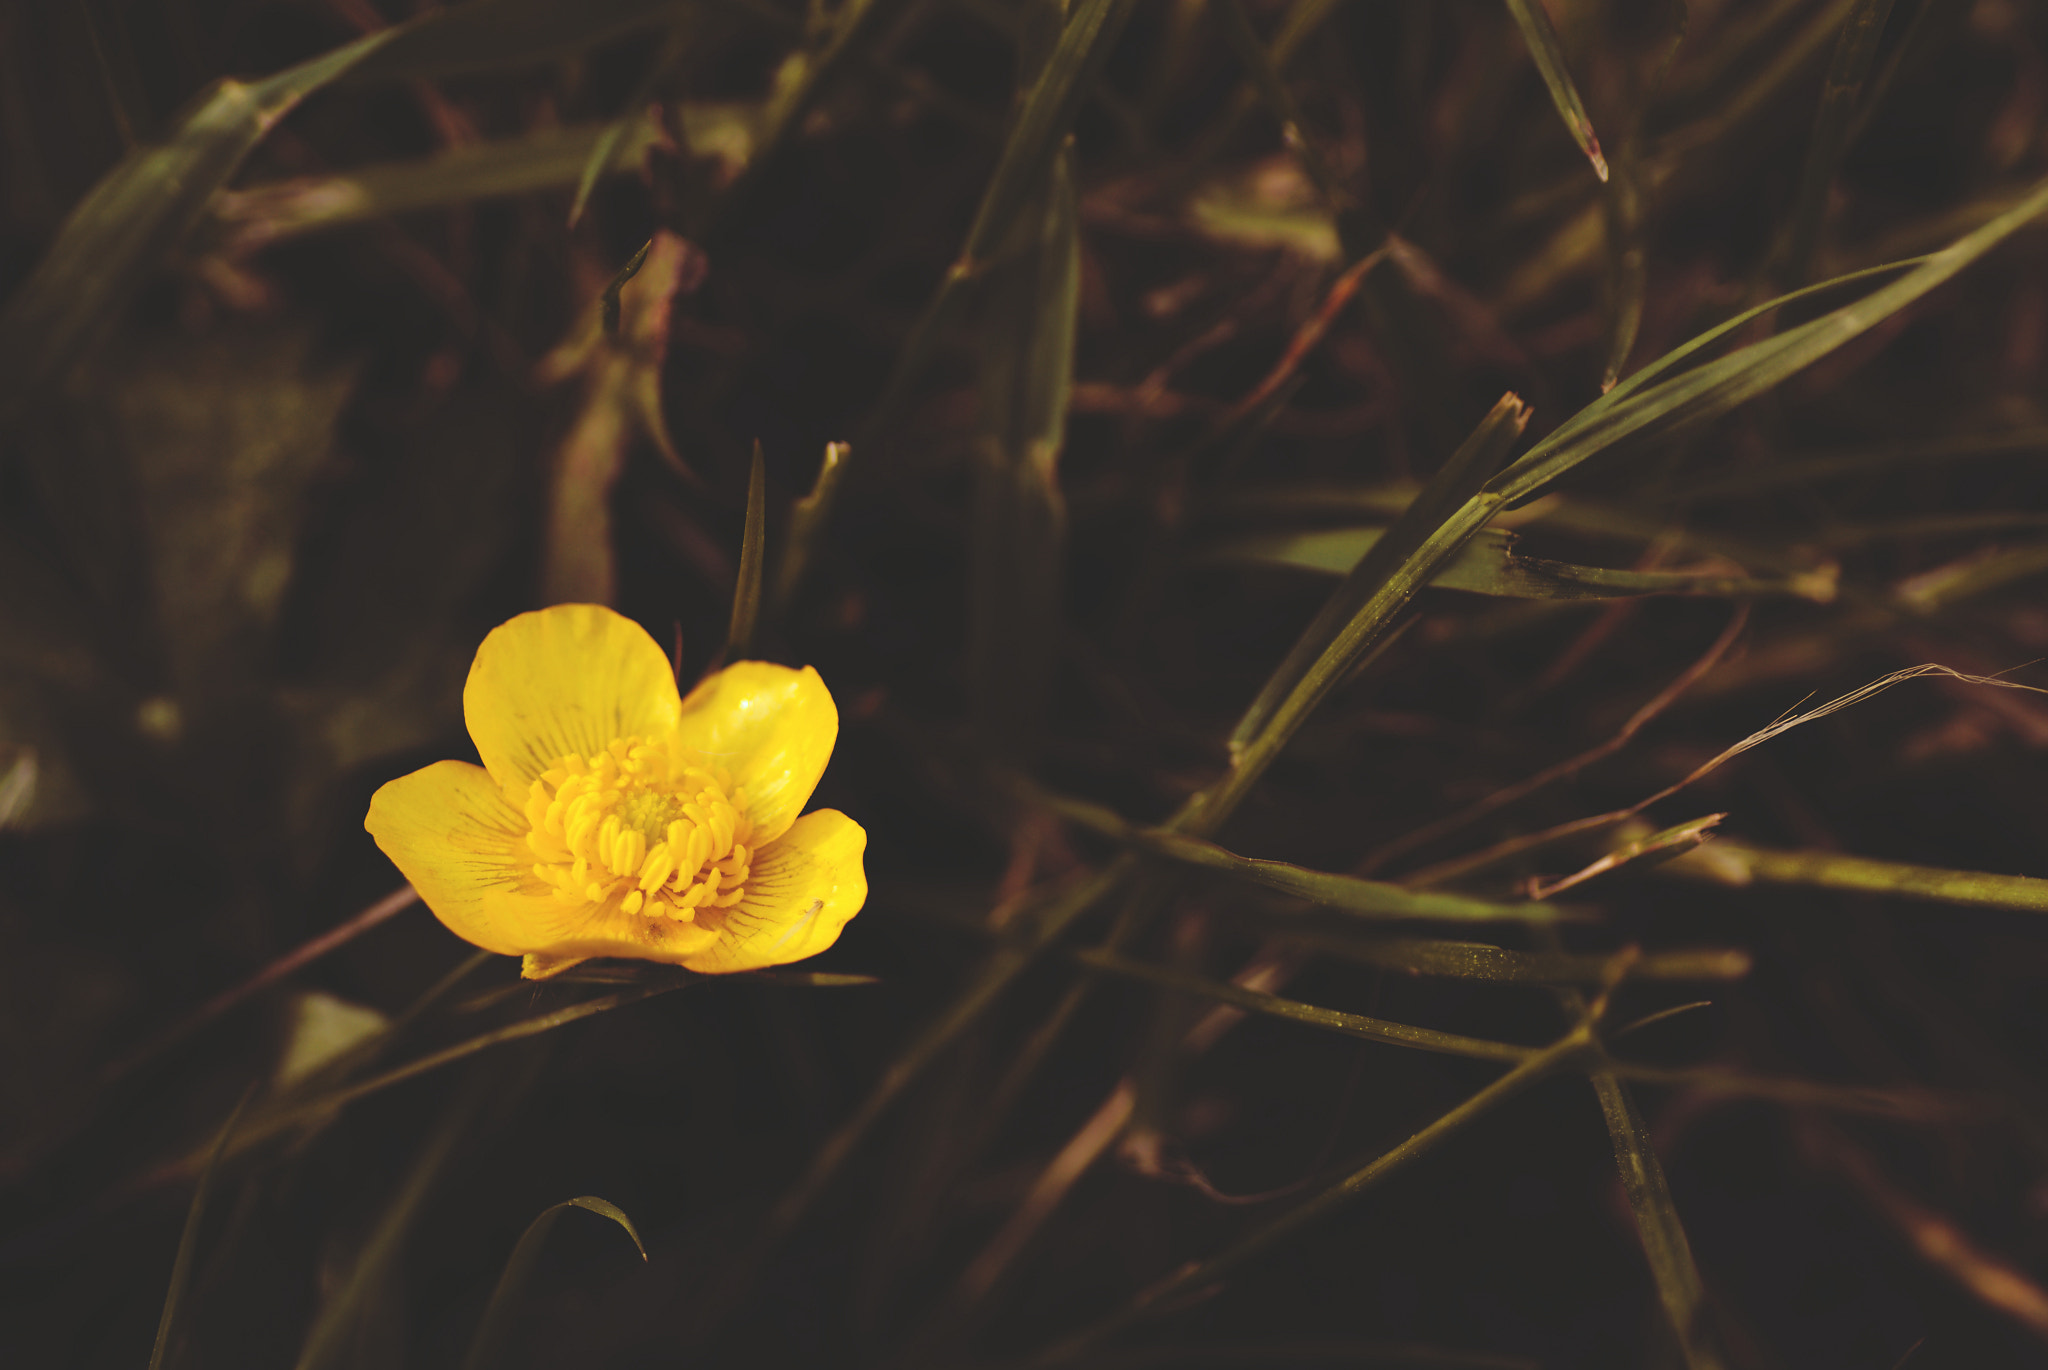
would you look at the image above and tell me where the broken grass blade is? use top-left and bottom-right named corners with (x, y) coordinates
top-left (1662, 841), bottom-right (2048, 914)
top-left (726, 441), bottom-right (768, 659)
top-left (1503, 0), bottom-right (1608, 180)
top-left (148, 1088), bottom-right (253, 1370)
top-left (1782, 0), bottom-right (1900, 286)
top-left (461, 1198), bottom-right (646, 1370)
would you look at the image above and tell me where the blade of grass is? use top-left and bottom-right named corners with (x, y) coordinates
top-left (460, 1198), bottom-right (647, 1370)
top-left (773, 441), bottom-right (849, 611)
top-left (970, 124), bottom-right (1077, 761)
top-left (1502, 0), bottom-right (1608, 181)
top-left (1260, 930), bottom-right (1748, 984)
top-left (1227, 394), bottom-right (1532, 759)
top-left (569, 19), bottom-right (692, 228)
top-left (1781, 0), bottom-right (1900, 286)
top-left (726, 441), bottom-right (768, 660)
top-left (0, 27), bottom-right (400, 425)
top-left (147, 1088), bottom-right (253, 1370)
top-left (858, 0), bottom-right (1139, 442)
top-left (1075, 949), bottom-right (1952, 1112)
top-left (294, 1069), bottom-right (495, 1370)
top-left (1662, 841), bottom-right (2048, 914)
top-left (1019, 780), bottom-right (1574, 923)
top-left (1022, 1027), bottom-right (1595, 1367)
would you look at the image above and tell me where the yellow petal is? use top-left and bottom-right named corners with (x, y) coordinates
top-left (682, 809), bottom-right (867, 974)
top-left (674, 660), bottom-right (838, 845)
top-left (364, 760), bottom-right (564, 959)
top-left (464, 604), bottom-right (681, 790)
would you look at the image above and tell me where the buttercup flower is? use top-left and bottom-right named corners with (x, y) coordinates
top-left (366, 604), bottom-right (866, 979)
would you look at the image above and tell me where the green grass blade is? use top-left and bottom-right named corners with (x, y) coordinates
top-left (774, 441), bottom-right (850, 611)
top-left (1493, 172), bottom-right (2048, 502)
top-left (1586, 1064), bottom-right (1723, 1369)
top-left (460, 1198), bottom-right (647, 1370)
top-left (147, 1088), bottom-right (253, 1370)
top-left (971, 146), bottom-right (1077, 759)
top-left (1502, 0), bottom-right (1608, 181)
top-left (1022, 781), bottom-right (1571, 923)
top-left (1266, 932), bottom-right (1750, 985)
top-left (1664, 842), bottom-right (2048, 914)
top-left (1227, 394), bottom-right (1530, 758)
top-left (1024, 1030), bottom-right (1592, 1367)
top-left (727, 441), bottom-right (768, 659)
top-left (0, 28), bottom-right (399, 426)
top-left (1218, 525), bottom-right (1831, 602)
top-left (1782, 0), bottom-right (1900, 285)
top-left (859, 0), bottom-right (1138, 440)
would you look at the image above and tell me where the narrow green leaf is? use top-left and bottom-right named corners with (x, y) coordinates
top-left (1663, 841), bottom-right (2048, 914)
top-left (1493, 170), bottom-right (2048, 503)
top-left (148, 1088), bottom-right (253, 1370)
top-left (859, 0), bottom-right (1139, 440)
top-left (727, 441), bottom-right (768, 659)
top-left (1502, 0), bottom-right (1609, 180)
top-left (1782, 0), bottom-right (1900, 285)
top-left (1228, 394), bottom-right (1531, 759)
top-left (774, 441), bottom-right (850, 610)
top-left (1266, 932), bottom-right (1750, 985)
top-left (0, 28), bottom-right (400, 425)
top-left (295, 1077), bottom-right (491, 1370)
top-left (1587, 1066), bottom-right (1723, 1369)
top-left (1023, 782), bottom-right (1572, 924)
top-left (1218, 525), bottom-right (1831, 602)
top-left (461, 1197), bottom-right (647, 1370)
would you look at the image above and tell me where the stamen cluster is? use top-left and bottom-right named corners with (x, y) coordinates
top-left (523, 736), bottom-right (754, 920)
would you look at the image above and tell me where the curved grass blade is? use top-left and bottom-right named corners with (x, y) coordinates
top-left (726, 440), bottom-right (768, 660)
top-left (1503, 0), bottom-right (1608, 181)
top-left (460, 1197), bottom-right (647, 1370)
top-left (147, 1088), bottom-right (253, 1370)
top-left (1781, 0), bottom-right (1900, 286)
top-left (0, 28), bottom-right (399, 426)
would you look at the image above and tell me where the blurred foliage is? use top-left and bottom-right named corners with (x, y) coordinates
top-left (5, 1), bottom-right (2048, 1368)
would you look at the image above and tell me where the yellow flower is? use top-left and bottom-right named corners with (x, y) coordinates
top-left (366, 604), bottom-right (867, 979)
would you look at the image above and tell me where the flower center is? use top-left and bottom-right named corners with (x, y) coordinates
top-left (521, 735), bottom-right (754, 920)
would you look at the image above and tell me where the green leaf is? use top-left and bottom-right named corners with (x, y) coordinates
top-left (1216, 525), bottom-right (1832, 602)
top-left (1663, 841), bottom-right (2048, 914)
top-left (1502, 0), bottom-right (1609, 181)
top-left (726, 441), bottom-right (768, 660)
top-left (460, 1198), bottom-right (647, 1370)
top-left (1022, 781), bottom-right (1572, 924)
top-left (0, 29), bottom-right (398, 426)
